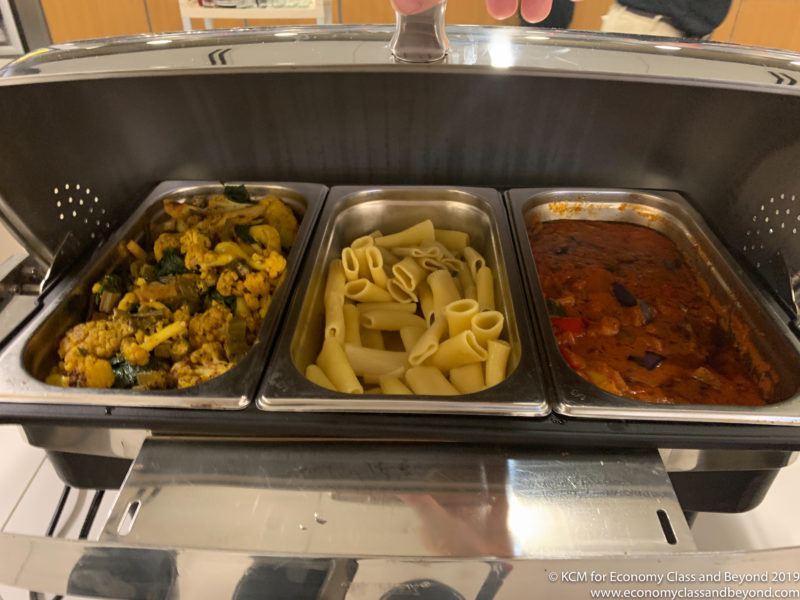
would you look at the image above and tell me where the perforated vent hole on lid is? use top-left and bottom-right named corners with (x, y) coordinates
top-left (52, 183), bottom-right (107, 240)
top-left (742, 193), bottom-right (797, 269)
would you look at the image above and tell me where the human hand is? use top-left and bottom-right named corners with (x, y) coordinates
top-left (391, 0), bottom-right (576, 24)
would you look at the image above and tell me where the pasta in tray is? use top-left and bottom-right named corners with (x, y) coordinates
top-left (304, 220), bottom-right (513, 396)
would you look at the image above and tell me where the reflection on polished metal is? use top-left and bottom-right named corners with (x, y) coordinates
top-left (101, 439), bottom-right (694, 555)
top-left (4, 532), bottom-right (800, 599)
top-left (20, 426), bottom-right (148, 459)
top-left (659, 449), bottom-right (797, 473)
top-left (3, 26), bottom-right (800, 97)
top-left (390, 1), bottom-right (449, 63)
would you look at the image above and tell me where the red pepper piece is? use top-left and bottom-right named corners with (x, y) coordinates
top-left (550, 317), bottom-right (584, 335)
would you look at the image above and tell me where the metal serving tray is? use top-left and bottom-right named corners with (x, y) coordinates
top-left (507, 188), bottom-right (800, 426)
top-left (0, 181), bottom-right (326, 409)
top-left (259, 186), bottom-right (548, 416)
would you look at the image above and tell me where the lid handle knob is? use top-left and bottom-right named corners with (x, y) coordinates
top-left (390, 0), bottom-right (449, 63)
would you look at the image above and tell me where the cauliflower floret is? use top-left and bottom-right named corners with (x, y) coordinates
top-left (63, 355), bottom-right (115, 388)
top-left (58, 319), bottom-right (135, 360)
top-left (249, 224), bottom-right (282, 253)
top-left (170, 360), bottom-right (233, 388)
top-left (243, 293), bottom-right (261, 312)
top-left (170, 337), bottom-right (190, 362)
top-left (153, 233), bottom-right (181, 261)
top-left (217, 270), bottom-right (243, 296)
top-left (261, 196), bottom-right (298, 248)
top-left (170, 342), bottom-right (233, 388)
top-left (248, 250), bottom-right (286, 279)
top-left (188, 304), bottom-right (232, 348)
top-left (243, 271), bottom-right (270, 297)
top-left (180, 229), bottom-right (211, 255)
top-left (121, 337), bottom-right (150, 366)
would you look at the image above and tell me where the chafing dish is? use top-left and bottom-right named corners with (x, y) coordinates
top-left (0, 181), bottom-right (326, 409)
top-left (507, 188), bottom-right (800, 425)
top-left (259, 186), bottom-right (548, 416)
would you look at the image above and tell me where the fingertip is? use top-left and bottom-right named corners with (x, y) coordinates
top-left (486, 0), bottom-right (519, 20)
top-left (520, 0), bottom-right (554, 23)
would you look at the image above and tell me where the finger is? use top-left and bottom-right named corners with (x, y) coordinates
top-left (391, 0), bottom-right (444, 15)
top-left (520, 0), bottom-right (554, 23)
top-left (485, 0), bottom-right (519, 20)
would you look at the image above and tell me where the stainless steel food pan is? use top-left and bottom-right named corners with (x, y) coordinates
top-left (259, 186), bottom-right (548, 416)
top-left (506, 188), bottom-right (800, 425)
top-left (0, 181), bottom-right (326, 409)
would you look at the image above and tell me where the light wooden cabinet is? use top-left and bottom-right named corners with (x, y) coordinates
top-left (339, 0), bottom-right (515, 25)
top-left (37, 0), bottom-right (800, 54)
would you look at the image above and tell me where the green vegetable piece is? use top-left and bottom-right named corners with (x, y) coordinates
top-left (546, 298), bottom-right (567, 317)
top-left (153, 248), bottom-right (189, 278)
top-left (234, 224), bottom-right (256, 244)
top-left (95, 273), bottom-right (125, 307)
top-left (225, 315), bottom-right (250, 363)
top-left (206, 287), bottom-right (237, 313)
top-left (224, 185), bottom-right (254, 204)
top-left (110, 356), bottom-right (168, 389)
top-left (110, 356), bottom-right (138, 389)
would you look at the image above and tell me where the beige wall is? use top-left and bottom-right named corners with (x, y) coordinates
top-left (39, 0), bottom-right (800, 53)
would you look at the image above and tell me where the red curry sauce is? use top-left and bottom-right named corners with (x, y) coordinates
top-left (528, 220), bottom-right (767, 406)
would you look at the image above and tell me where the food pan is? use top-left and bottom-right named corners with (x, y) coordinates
top-left (259, 186), bottom-right (548, 416)
top-left (0, 181), bottom-right (326, 409)
top-left (506, 188), bottom-right (800, 425)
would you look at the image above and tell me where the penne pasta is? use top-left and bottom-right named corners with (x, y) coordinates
top-left (445, 298), bottom-right (480, 337)
top-left (317, 339), bottom-right (363, 394)
top-left (418, 257), bottom-right (448, 272)
top-left (449, 363), bottom-right (485, 395)
top-left (392, 246), bottom-right (439, 259)
top-left (464, 283), bottom-right (477, 301)
top-left (305, 364), bottom-right (336, 391)
top-left (428, 330), bottom-right (488, 372)
top-left (386, 278), bottom-right (418, 303)
top-left (434, 228), bottom-right (470, 252)
top-left (417, 282), bottom-right (434, 326)
top-left (408, 316), bottom-right (447, 366)
top-left (463, 246), bottom-right (486, 281)
top-left (405, 366), bottom-right (459, 395)
top-left (471, 310), bottom-right (504, 346)
top-left (457, 263), bottom-right (473, 294)
top-left (379, 374), bottom-right (413, 395)
top-left (344, 278), bottom-right (394, 303)
top-left (476, 265), bottom-right (495, 311)
top-left (364, 387), bottom-right (383, 394)
top-left (361, 327), bottom-right (385, 350)
top-left (324, 259), bottom-right (346, 345)
top-left (379, 246), bottom-right (400, 267)
top-left (344, 344), bottom-right (408, 379)
top-left (485, 339), bottom-right (511, 387)
top-left (356, 302), bottom-right (417, 313)
top-left (343, 303), bottom-right (362, 347)
top-left (399, 325), bottom-right (426, 352)
top-left (392, 256), bottom-right (428, 292)
top-left (364, 246), bottom-right (388, 288)
top-left (369, 230), bottom-right (383, 238)
top-left (374, 220), bottom-right (435, 249)
top-left (360, 310), bottom-right (427, 331)
top-left (427, 269), bottom-right (461, 317)
top-left (350, 235), bottom-right (375, 279)
top-left (341, 247), bottom-right (360, 282)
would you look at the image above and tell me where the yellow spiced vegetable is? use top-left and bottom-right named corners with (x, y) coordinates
top-left (49, 186), bottom-right (296, 390)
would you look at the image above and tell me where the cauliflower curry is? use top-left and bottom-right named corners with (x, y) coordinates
top-left (46, 186), bottom-right (298, 390)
